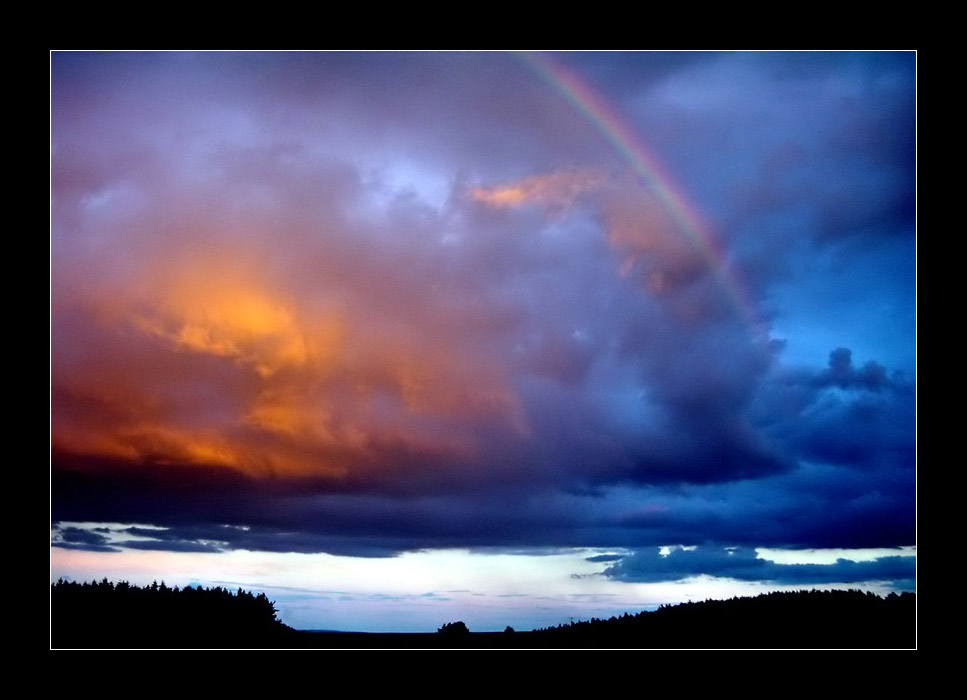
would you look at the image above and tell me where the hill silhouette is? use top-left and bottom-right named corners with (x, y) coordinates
top-left (51, 578), bottom-right (294, 649)
top-left (51, 581), bottom-right (915, 649)
top-left (527, 589), bottom-right (916, 648)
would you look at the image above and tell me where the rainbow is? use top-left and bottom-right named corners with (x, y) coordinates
top-left (516, 51), bottom-right (768, 341)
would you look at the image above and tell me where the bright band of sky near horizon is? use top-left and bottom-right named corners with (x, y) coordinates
top-left (50, 527), bottom-right (916, 633)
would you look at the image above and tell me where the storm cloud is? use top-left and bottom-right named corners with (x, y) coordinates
top-left (51, 52), bottom-right (915, 587)
top-left (601, 546), bottom-right (916, 587)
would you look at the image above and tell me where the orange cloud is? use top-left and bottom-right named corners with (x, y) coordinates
top-left (130, 267), bottom-right (343, 379)
top-left (598, 181), bottom-right (706, 297)
top-left (470, 169), bottom-right (604, 211)
top-left (52, 245), bottom-right (525, 482)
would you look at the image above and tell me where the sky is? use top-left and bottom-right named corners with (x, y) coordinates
top-left (50, 51), bottom-right (916, 634)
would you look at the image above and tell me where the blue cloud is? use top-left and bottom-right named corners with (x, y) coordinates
top-left (602, 546), bottom-right (916, 586)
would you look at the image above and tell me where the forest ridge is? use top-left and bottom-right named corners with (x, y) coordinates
top-left (50, 579), bottom-right (916, 649)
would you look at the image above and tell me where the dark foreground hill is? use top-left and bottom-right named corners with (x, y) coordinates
top-left (525, 589), bottom-right (916, 649)
top-left (51, 579), bottom-right (294, 649)
top-left (51, 581), bottom-right (915, 649)
top-left (286, 589), bottom-right (916, 649)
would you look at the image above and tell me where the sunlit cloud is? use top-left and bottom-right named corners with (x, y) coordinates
top-left (471, 169), bottom-right (604, 212)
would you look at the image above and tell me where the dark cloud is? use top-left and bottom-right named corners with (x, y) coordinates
top-left (752, 347), bottom-right (916, 475)
top-left (115, 539), bottom-right (224, 554)
top-left (602, 546), bottom-right (916, 586)
top-left (818, 347), bottom-right (894, 392)
top-left (585, 554), bottom-right (624, 563)
top-left (51, 526), bottom-right (120, 553)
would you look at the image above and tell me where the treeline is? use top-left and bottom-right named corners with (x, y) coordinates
top-left (529, 589), bottom-right (916, 648)
top-left (51, 578), bottom-right (293, 648)
top-left (51, 583), bottom-right (916, 649)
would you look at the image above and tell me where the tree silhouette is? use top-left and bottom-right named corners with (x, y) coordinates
top-left (51, 578), bottom-right (291, 648)
top-left (437, 620), bottom-right (470, 636)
